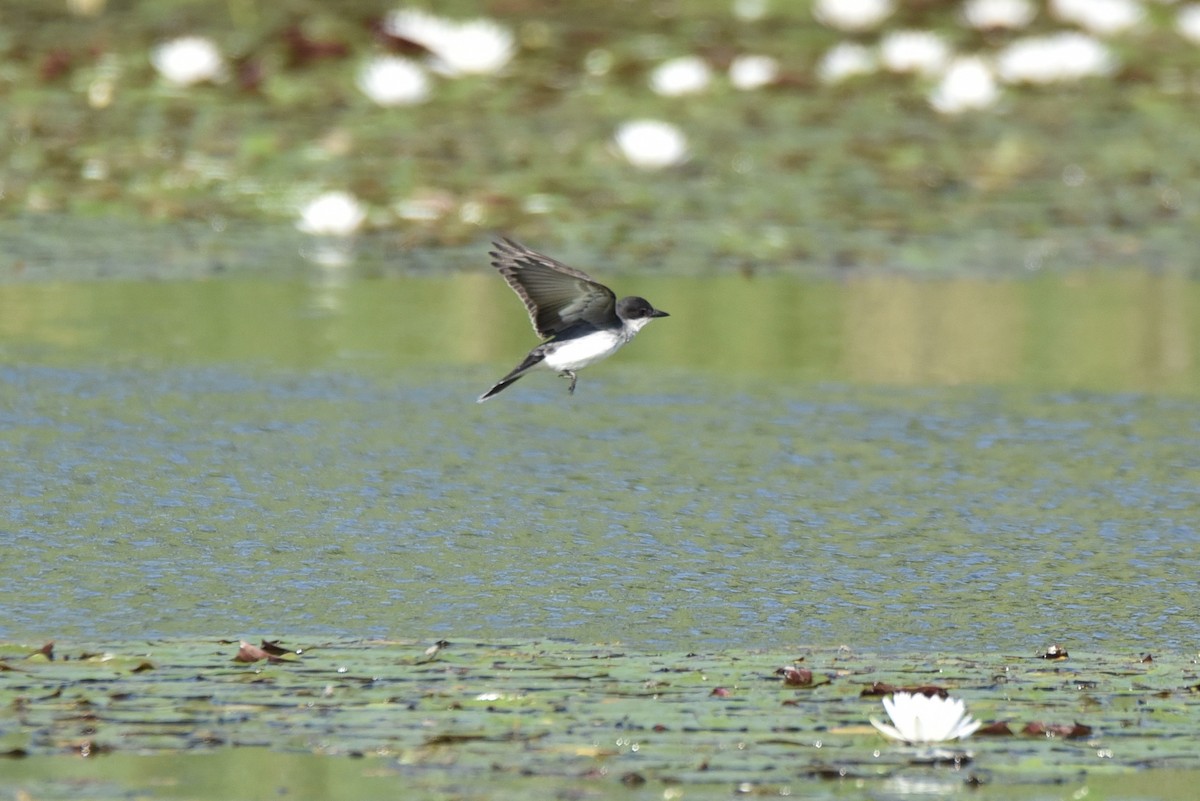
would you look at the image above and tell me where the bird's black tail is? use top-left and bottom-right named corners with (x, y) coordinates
top-left (477, 351), bottom-right (545, 402)
top-left (477, 374), bottom-right (524, 402)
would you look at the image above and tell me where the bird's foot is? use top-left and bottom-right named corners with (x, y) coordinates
top-left (561, 371), bottom-right (578, 394)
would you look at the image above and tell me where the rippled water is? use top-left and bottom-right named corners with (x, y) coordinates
top-left (2, 273), bottom-right (1198, 652)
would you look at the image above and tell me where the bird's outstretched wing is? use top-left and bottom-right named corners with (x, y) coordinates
top-left (489, 238), bottom-right (618, 338)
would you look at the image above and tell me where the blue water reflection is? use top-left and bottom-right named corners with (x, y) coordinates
top-left (3, 362), bottom-right (1197, 653)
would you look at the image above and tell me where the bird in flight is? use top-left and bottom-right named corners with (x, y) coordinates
top-left (478, 238), bottom-right (669, 402)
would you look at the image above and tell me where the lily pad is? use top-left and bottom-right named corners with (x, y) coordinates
top-left (3, 639), bottom-right (1200, 798)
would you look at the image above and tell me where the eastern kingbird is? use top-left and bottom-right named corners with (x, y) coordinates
top-left (478, 238), bottom-right (669, 402)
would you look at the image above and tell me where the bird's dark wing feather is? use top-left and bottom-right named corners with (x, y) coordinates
top-left (489, 238), bottom-right (617, 338)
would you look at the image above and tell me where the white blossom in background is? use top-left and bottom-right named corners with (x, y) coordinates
top-left (732, 0), bottom-right (770, 21)
top-left (613, 120), bottom-right (689, 170)
top-left (383, 9), bottom-right (514, 76)
top-left (357, 56), bottom-right (430, 105)
top-left (879, 30), bottom-right (951, 76)
top-left (1050, 0), bottom-right (1145, 36)
top-left (382, 9), bottom-right (453, 56)
top-left (813, 0), bottom-right (894, 31)
top-left (296, 191), bottom-right (367, 236)
top-left (1178, 4), bottom-right (1200, 42)
top-left (995, 33), bottom-right (1116, 84)
top-left (928, 56), bottom-right (999, 113)
top-left (729, 54), bottom-right (779, 90)
top-left (963, 0), bottom-right (1037, 30)
top-left (649, 56), bottom-right (712, 96)
top-left (151, 36), bottom-right (225, 87)
top-left (817, 42), bottom-right (877, 84)
top-left (436, 19), bottom-right (515, 75)
top-left (871, 693), bottom-right (982, 744)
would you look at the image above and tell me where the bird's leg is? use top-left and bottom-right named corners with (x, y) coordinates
top-left (560, 371), bottom-right (578, 394)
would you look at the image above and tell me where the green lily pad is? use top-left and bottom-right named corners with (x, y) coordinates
top-left (4, 639), bottom-right (1200, 798)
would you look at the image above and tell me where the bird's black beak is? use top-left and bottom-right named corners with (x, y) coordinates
top-left (651, 309), bottom-right (670, 318)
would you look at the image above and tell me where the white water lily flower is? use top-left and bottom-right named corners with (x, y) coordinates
top-left (296, 191), bottom-right (367, 236)
top-left (729, 54), bottom-right (779, 90)
top-left (357, 56), bottom-right (430, 106)
top-left (151, 36), bottom-right (225, 87)
top-left (383, 9), bottom-right (514, 76)
top-left (928, 56), bottom-right (999, 113)
top-left (649, 55), bottom-right (712, 96)
top-left (1050, 0), bottom-right (1144, 36)
top-left (963, 0), bottom-right (1037, 30)
top-left (817, 42), bottom-right (877, 84)
top-left (813, 0), bottom-right (894, 31)
top-left (879, 30), bottom-right (951, 76)
top-left (435, 19), bottom-right (515, 75)
top-left (1178, 5), bottom-right (1200, 43)
top-left (870, 692), bottom-right (982, 744)
top-left (995, 33), bottom-right (1116, 84)
top-left (613, 120), bottom-right (689, 170)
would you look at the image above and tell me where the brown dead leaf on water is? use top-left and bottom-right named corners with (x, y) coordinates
top-left (778, 666), bottom-right (813, 686)
top-left (1022, 721), bottom-right (1092, 738)
top-left (233, 641), bottom-right (288, 663)
top-left (258, 640), bottom-right (292, 657)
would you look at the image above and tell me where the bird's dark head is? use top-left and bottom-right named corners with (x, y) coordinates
top-left (616, 296), bottom-right (669, 326)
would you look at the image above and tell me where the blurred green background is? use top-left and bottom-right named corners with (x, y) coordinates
top-left (3, 0), bottom-right (1198, 274)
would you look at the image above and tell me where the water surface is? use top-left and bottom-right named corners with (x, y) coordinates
top-left (2, 272), bottom-right (1198, 652)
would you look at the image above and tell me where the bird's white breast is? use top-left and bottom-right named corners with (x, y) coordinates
top-left (542, 330), bottom-right (625, 371)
